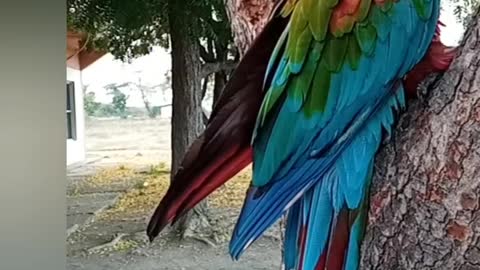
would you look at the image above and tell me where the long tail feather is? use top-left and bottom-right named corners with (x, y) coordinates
top-left (230, 84), bottom-right (406, 264)
top-left (146, 7), bottom-right (289, 241)
top-left (283, 160), bottom-right (373, 270)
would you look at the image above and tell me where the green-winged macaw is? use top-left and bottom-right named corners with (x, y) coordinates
top-left (147, 0), bottom-right (455, 269)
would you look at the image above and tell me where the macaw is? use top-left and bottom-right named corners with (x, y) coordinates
top-left (147, 0), bottom-right (455, 269)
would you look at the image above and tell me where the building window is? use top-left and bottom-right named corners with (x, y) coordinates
top-left (66, 81), bottom-right (77, 140)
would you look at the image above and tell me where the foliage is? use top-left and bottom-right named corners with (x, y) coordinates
top-left (108, 87), bottom-right (129, 119)
top-left (84, 91), bottom-right (101, 116)
top-left (67, 0), bottom-right (169, 61)
top-left (96, 104), bottom-right (118, 117)
top-left (148, 106), bottom-right (162, 118)
top-left (112, 95), bottom-right (128, 118)
top-left (83, 90), bottom-right (120, 118)
top-left (67, 0), bottom-right (234, 63)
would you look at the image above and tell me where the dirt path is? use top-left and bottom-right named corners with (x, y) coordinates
top-left (68, 238), bottom-right (281, 270)
top-left (67, 180), bottom-right (283, 270)
top-left (67, 217), bottom-right (282, 270)
top-left (68, 118), bottom-right (283, 270)
top-left (85, 118), bottom-right (172, 167)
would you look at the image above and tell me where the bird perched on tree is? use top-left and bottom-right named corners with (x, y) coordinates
top-left (147, 0), bottom-right (455, 269)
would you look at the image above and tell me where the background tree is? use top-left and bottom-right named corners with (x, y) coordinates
top-left (224, 0), bottom-right (275, 56)
top-left (67, 0), bottom-right (237, 237)
top-left (83, 85), bottom-right (101, 117)
top-left (104, 84), bottom-right (129, 119)
top-left (131, 74), bottom-right (162, 119)
top-left (225, 1), bottom-right (480, 268)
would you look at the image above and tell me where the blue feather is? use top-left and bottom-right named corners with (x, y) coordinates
top-left (284, 203), bottom-right (301, 269)
top-left (264, 22), bottom-right (291, 89)
top-left (344, 161), bottom-right (373, 270)
top-left (231, 0), bottom-right (440, 269)
top-left (301, 175), bottom-right (334, 269)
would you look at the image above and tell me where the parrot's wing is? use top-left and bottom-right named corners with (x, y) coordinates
top-left (230, 0), bottom-right (440, 267)
top-left (146, 3), bottom-right (290, 240)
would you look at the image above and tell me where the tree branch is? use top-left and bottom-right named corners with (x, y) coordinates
top-left (199, 43), bottom-right (216, 63)
top-left (201, 74), bottom-right (210, 100)
top-left (200, 61), bottom-right (238, 78)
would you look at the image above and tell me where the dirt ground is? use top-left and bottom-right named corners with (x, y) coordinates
top-left (85, 117), bottom-right (172, 167)
top-left (67, 117), bottom-right (283, 270)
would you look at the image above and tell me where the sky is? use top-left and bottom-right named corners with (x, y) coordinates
top-left (439, 1), bottom-right (465, 46)
top-left (82, 46), bottom-right (172, 108)
top-left (82, 3), bottom-right (465, 108)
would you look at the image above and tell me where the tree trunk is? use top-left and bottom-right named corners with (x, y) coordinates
top-left (224, 0), bottom-right (284, 265)
top-left (213, 42), bottom-right (228, 106)
top-left (360, 9), bottom-right (480, 270)
top-left (167, 0), bottom-right (209, 237)
top-left (226, 1), bottom-right (480, 269)
top-left (168, 3), bottom-right (203, 178)
top-left (224, 0), bottom-right (275, 56)
top-left (213, 72), bottom-right (227, 106)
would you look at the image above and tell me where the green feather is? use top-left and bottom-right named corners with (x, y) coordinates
top-left (370, 6), bottom-right (392, 42)
top-left (354, 23), bottom-right (377, 56)
top-left (260, 83), bottom-right (286, 126)
top-left (300, 0), bottom-right (316, 19)
top-left (288, 41), bottom-right (324, 110)
top-left (264, 22), bottom-right (290, 89)
top-left (325, 0), bottom-right (340, 8)
top-left (321, 35), bottom-right (349, 73)
top-left (290, 26), bottom-right (314, 73)
top-left (412, 0), bottom-right (433, 20)
top-left (357, 0), bottom-right (373, 23)
top-left (303, 64), bottom-right (331, 117)
top-left (308, 0), bottom-right (333, 41)
top-left (380, 0), bottom-right (394, 12)
top-left (258, 0), bottom-right (397, 125)
top-left (286, 6), bottom-right (308, 60)
top-left (346, 35), bottom-right (362, 70)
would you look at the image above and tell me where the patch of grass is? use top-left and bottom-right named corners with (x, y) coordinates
top-left (208, 167), bottom-right (252, 208)
top-left (113, 239), bottom-right (138, 251)
top-left (97, 163), bottom-right (253, 221)
top-left (99, 164), bottom-right (171, 220)
top-left (84, 165), bottom-right (138, 187)
top-left (147, 163), bottom-right (171, 176)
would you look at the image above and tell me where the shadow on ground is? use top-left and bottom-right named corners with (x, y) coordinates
top-left (66, 162), bottom-right (282, 270)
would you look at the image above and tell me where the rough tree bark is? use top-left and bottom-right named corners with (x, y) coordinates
top-left (168, 2), bottom-right (204, 175)
top-left (167, 0), bottom-right (209, 237)
top-left (225, 0), bottom-right (275, 55)
top-left (224, 0), bottom-right (282, 265)
top-left (360, 9), bottom-right (480, 270)
top-left (226, 1), bottom-right (480, 269)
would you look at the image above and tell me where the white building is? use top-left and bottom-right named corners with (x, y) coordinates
top-left (66, 31), bottom-right (105, 165)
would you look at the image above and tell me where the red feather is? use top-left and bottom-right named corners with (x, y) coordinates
top-left (146, 9), bottom-right (289, 241)
top-left (315, 251), bottom-right (328, 270)
top-left (403, 21), bottom-right (456, 97)
top-left (325, 209), bottom-right (351, 270)
top-left (298, 225), bottom-right (309, 270)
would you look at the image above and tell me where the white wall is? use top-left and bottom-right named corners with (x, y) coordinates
top-left (66, 67), bottom-right (86, 165)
